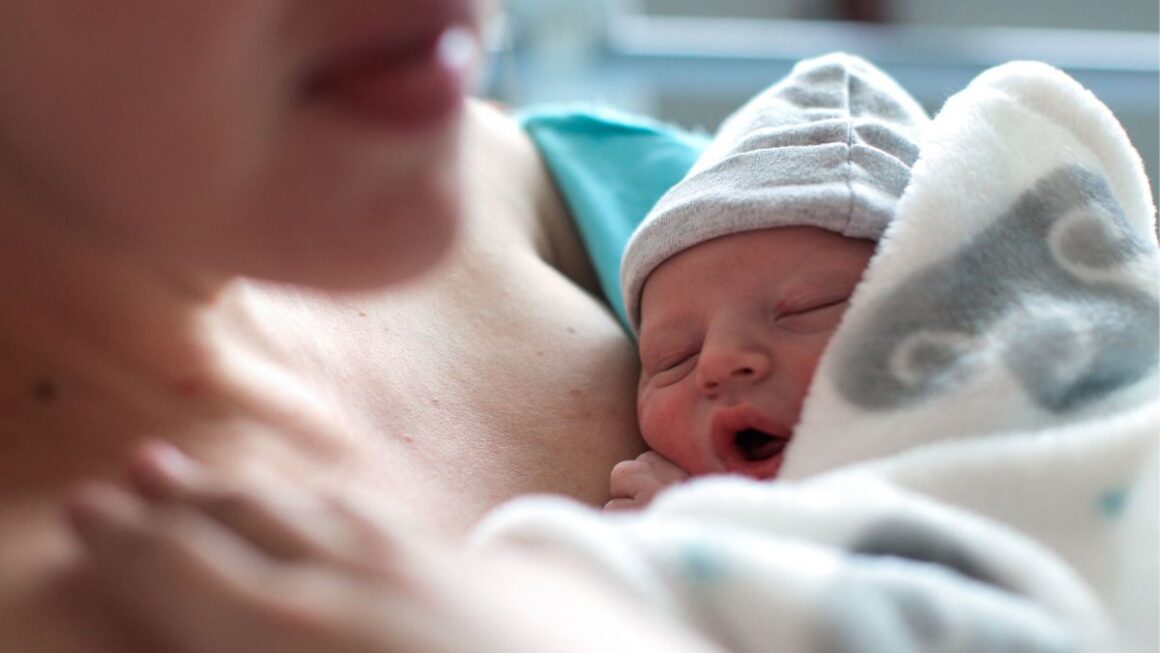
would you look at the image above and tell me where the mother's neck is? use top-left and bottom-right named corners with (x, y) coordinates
top-left (0, 190), bottom-right (326, 491)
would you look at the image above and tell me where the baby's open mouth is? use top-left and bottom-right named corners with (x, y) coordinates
top-left (734, 428), bottom-right (789, 462)
top-left (710, 409), bottom-right (793, 478)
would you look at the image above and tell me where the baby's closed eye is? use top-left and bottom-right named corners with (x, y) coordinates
top-left (775, 298), bottom-right (849, 334)
top-left (645, 349), bottom-right (700, 385)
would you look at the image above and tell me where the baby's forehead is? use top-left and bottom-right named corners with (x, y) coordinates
top-left (638, 226), bottom-right (876, 325)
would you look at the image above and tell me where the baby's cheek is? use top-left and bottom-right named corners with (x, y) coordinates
top-left (637, 389), bottom-right (701, 470)
top-left (801, 334), bottom-right (838, 391)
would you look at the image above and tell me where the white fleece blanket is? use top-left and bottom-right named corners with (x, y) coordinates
top-left (474, 62), bottom-right (1160, 653)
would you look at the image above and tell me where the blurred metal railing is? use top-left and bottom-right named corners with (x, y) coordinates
top-left (482, 5), bottom-right (1159, 198)
top-left (486, 11), bottom-right (1159, 111)
top-left (601, 15), bottom-right (1159, 110)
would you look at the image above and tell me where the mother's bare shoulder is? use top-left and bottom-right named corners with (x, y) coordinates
top-left (462, 100), bottom-right (601, 297)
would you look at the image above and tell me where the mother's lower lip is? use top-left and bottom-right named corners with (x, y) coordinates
top-left (306, 27), bottom-right (476, 131)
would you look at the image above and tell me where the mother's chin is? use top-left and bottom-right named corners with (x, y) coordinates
top-left (212, 113), bottom-right (468, 292)
top-left (245, 167), bottom-right (464, 291)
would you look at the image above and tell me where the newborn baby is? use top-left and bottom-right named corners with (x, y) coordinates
top-left (608, 53), bottom-right (930, 509)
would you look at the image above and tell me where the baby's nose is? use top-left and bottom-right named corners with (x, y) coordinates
top-left (696, 346), bottom-right (771, 394)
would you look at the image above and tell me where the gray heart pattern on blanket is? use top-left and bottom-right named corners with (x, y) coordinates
top-left (818, 570), bottom-right (1078, 653)
top-left (837, 165), bottom-right (1159, 413)
top-left (817, 519), bottom-right (1078, 653)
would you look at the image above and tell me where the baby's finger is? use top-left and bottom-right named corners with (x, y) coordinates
top-left (609, 459), bottom-right (654, 496)
top-left (604, 497), bottom-right (645, 512)
top-left (637, 451), bottom-right (691, 486)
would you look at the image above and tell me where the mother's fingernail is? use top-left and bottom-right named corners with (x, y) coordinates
top-left (129, 440), bottom-right (201, 494)
top-left (142, 440), bottom-right (193, 475)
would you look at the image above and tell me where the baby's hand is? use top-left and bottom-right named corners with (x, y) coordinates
top-left (605, 451), bottom-right (690, 511)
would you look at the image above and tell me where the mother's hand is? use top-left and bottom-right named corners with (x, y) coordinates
top-left (66, 442), bottom-right (720, 653)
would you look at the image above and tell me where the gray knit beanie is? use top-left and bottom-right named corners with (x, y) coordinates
top-left (621, 52), bottom-right (930, 332)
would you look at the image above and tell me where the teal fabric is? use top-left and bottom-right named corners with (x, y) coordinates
top-left (518, 104), bottom-right (708, 333)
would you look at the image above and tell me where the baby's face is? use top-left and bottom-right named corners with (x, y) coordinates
top-left (636, 226), bottom-right (875, 479)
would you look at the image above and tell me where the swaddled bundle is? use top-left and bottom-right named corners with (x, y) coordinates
top-left (477, 58), bottom-right (1159, 653)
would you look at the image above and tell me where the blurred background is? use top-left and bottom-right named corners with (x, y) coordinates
top-left (480, 0), bottom-right (1160, 205)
